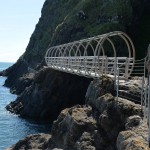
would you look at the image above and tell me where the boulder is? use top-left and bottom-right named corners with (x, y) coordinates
top-left (117, 121), bottom-right (149, 150)
top-left (6, 133), bottom-right (52, 150)
top-left (51, 105), bottom-right (97, 149)
top-left (85, 76), bottom-right (114, 106)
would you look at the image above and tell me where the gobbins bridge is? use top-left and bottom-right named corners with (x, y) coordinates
top-left (45, 31), bottom-right (150, 146)
top-left (45, 31), bottom-right (137, 79)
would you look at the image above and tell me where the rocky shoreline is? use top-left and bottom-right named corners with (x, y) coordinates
top-left (2, 70), bottom-right (149, 150)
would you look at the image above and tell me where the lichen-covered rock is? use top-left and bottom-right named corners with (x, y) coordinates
top-left (95, 93), bottom-right (114, 113)
top-left (51, 105), bottom-right (97, 150)
top-left (6, 133), bottom-right (52, 150)
top-left (75, 132), bottom-right (96, 150)
top-left (117, 121), bottom-right (149, 150)
top-left (85, 76), bottom-right (114, 107)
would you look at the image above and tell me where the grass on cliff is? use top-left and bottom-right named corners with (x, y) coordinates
top-left (24, 0), bottom-right (149, 63)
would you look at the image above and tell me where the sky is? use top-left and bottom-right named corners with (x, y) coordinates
top-left (0, 0), bottom-right (45, 62)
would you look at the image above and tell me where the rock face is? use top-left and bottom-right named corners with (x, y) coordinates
top-left (6, 67), bottom-right (91, 121)
top-left (117, 118), bottom-right (149, 150)
top-left (49, 93), bottom-right (146, 149)
top-left (10, 73), bottom-right (34, 95)
top-left (4, 59), bottom-right (28, 85)
top-left (7, 76), bottom-right (149, 149)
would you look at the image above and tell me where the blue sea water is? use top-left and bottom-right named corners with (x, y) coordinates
top-left (0, 62), bottom-right (51, 150)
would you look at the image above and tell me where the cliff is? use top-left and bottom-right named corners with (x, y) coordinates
top-left (3, 0), bottom-right (150, 91)
top-left (6, 67), bottom-right (91, 121)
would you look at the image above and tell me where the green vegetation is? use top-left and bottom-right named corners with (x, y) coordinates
top-left (23, 0), bottom-right (150, 65)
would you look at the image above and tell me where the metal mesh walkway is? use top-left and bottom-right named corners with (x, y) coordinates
top-left (45, 31), bottom-right (135, 79)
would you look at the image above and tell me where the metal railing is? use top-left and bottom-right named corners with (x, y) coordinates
top-left (45, 31), bottom-right (135, 79)
top-left (131, 57), bottom-right (146, 77)
top-left (45, 56), bottom-right (135, 79)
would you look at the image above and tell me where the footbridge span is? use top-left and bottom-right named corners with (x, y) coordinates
top-left (45, 31), bottom-right (137, 79)
top-left (45, 31), bottom-right (150, 146)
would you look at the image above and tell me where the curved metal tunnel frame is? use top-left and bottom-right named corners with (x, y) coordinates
top-left (45, 31), bottom-right (135, 79)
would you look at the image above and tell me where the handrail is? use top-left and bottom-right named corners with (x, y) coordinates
top-left (45, 31), bottom-right (136, 79)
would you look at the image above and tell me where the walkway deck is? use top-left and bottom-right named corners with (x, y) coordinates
top-left (45, 31), bottom-right (136, 79)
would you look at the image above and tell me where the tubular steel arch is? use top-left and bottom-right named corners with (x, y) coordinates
top-left (45, 31), bottom-right (135, 78)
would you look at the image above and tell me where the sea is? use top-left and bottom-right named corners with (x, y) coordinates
top-left (0, 62), bottom-right (51, 149)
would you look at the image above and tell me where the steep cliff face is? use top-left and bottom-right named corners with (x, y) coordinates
top-left (6, 67), bottom-right (91, 120)
top-left (4, 0), bottom-right (150, 89)
top-left (17, 0), bottom-right (150, 64)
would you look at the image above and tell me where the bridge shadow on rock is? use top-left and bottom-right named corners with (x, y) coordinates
top-left (6, 67), bottom-right (92, 122)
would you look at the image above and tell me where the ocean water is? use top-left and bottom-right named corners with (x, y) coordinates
top-left (0, 62), bottom-right (51, 149)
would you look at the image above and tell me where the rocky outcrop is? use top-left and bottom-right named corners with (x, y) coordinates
top-left (6, 67), bottom-right (91, 121)
top-left (4, 59), bottom-right (29, 90)
top-left (50, 93), bottom-right (148, 149)
top-left (51, 105), bottom-right (97, 150)
top-left (85, 75), bottom-right (115, 106)
top-left (118, 77), bottom-right (143, 103)
top-left (6, 133), bottom-right (52, 150)
top-left (117, 117), bottom-right (149, 150)
top-left (7, 76), bottom-right (149, 149)
top-left (0, 70), bottom-right (6, 76)
top-left (10, 73), bottom-right (34, 95)
top-left (49, 94), bottom-right (146, 149)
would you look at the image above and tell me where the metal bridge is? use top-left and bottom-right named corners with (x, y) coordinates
top-left (45, 31), bottom-right (136, 79)
top-left (45, 31), bottom-right (150, 146)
